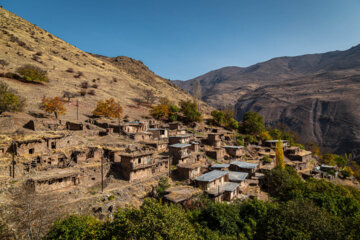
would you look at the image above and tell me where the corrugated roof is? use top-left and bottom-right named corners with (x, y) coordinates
top-left (222, 145), bottom-right (244, 149)
top-left (221, 182), bottom-right (240, 192)
top-left (230, 161), bottom-right (258, 169)
top-left (169, 143), bottom-right (191, 148)
top-left (211, 163), bottom-right (230, 169)
top-left (265, 140), bottom-right (288, 143)
top-left (225, 171), bottom-right (248, 181)
top-left (169, 134), bottom-right (191, 138)
top-left (148, 128), bottom-right (167, 131)
top-left (195, 170), bottom-right (228, 182)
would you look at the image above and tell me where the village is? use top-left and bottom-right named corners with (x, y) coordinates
top-left (0, 111), bottom-right (338, 207)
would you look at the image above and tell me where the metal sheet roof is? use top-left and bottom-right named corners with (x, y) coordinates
top-left (225, 171), bottom-right (248, 182)
top-left (222, 145), bottom-right (244, 149)
top-left (169, 143), bottom-right (191, 148)
top-left (221, 182), bottom-right (240, 192)
top-left (195, 170), bottom-right (228, 182)
top-left (211, 163), bottom-right (230, 169)
top-left (230, 161), bottom-right (258, 169)
top-left (169, 134), bottom-right (191, 138)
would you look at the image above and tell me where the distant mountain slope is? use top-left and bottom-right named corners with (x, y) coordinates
top-left (175, 45), bottom-right (360, 155)
top-left (0, 7), bottom-right (207, 121)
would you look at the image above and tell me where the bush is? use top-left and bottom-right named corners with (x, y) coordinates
top-left (16, 64), bottom-right (48, 83)
top-left (244, 134), bottom-right (257, 144)
top-left (0, 59), bottom-right (9, 68)
top-left (241, 111), bottom-right (265, 135)
top-left (66, 68), bottom-right (74, 73)
top-left (80, 81), bottom-right (88, 89)
top-left (0, 82), bottom-right (25, 113)
top-left (263, 155), bottom-right (272, 164)
top-left (93, 98), bottom-right (122, 118)
top-left (88, 89), bottom-right (95, 95)
top-left (156, 177), bottom-right (170, 198)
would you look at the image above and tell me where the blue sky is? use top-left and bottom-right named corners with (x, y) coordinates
top-left (2, 0), bottom-right (360, 80)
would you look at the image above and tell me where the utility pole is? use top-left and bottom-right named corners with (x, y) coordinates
top-left (101, 157), bottom-right (104, 192)
top-left (76, 100), bottom-right (79, 121)
top-left (11, 141), bottom-right (15, 178)
top-left (168, 156), bottom-right (171, 177)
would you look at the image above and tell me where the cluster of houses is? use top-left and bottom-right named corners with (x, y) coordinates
top-left (0, 117), bottom-right (322, 203)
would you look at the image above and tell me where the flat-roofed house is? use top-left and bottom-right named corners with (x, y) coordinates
top-left (121, 121), bottom-right (148, 134)
top-left (210, 163), bottom-right (230, 171)
top-left (207, 133), bottom-right (221, 147)
top-left (222, 145), bottom-right (244, 158)
top-left (206, 182), bottom-right (240, 202)
top-left (177, 162), bottom-right (202, 180)
top-left (169, 135), bottom-right (191, 145)
top-left (148, 128), bottom-right (169, 140)
top-left (169, 143), bottom-right (192, 165)
top-left (264, 140), bottom-right (289, 149)
top-left (195, 170), bottom-right (229, 191)
top-left (229, 161), bottom-right (258, 176)
top-left (206, 148), bottom-right (225, 161)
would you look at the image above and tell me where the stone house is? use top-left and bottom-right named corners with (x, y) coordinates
top-left (207, 133), bottom-right (222, 147)
top-left (177, 162), bottom-right (202, 180)
top-left (66, 121), bottom-right (83, 131)
top-left (144, 141), bottom-right (168, 152)
top-left (26, 169), bottom-right (80, 193)
top-left (169, 143), bottom-right (192, 165)
top-left (229, 161), bottom-right (258, 176)
top-left (195, 170), bottom-right (229, 191)
top-left (121, 121), bottom-right (148, 134)
top-left (191, 141), bottom-right (200, 152)
top-left (211, 163), bottom-right (230, 171)
top-left (206, 148), bottom-right (225, 161)
top-left (148, 128), bottom-right (169, 140)
top-left (263, 140), bottom-right (289, 149)
top-left (169, 122), bottom-right (182, 130)
top-left (116, 151), bottom-right (155, 182)
top-left (130, 132), bottom-right (153, 141)
top-left (222, 146), bottom-right (244, 158)
top-left (286, 147), bottom-right (312, 162)
top-left (206, 182), bottom-right (240, 202)
top-left (169, 135), bottom-right (191, 145)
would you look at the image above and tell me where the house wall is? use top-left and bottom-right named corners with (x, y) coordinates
top-left (198, 175), bottom-right (227, 191)
top-left (133, 133), bottom-right (152, 141)
top-left (169, 147), bottom-right (191, 162)
top-left (206, 149), bottom-right (225, 161)
top-left (16, 141), bottom-right (47, 156)
top-left (226, 148), bottom-right (243, 157)
top-left (169, 137), bottom-right (190, 145)
top-left (122, 167), bottom-right (153, 182)
top-left (28, 175), bottom-right (80, 193)
top-left (229, 165), bottom-right (256, 175)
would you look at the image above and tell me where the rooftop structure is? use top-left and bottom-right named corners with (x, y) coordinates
top-left (195, 170), bottom-right (228, 182)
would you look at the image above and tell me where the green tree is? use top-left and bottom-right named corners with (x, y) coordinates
top-left (241, 111), bottom-right (265, 135)
top-left (0, 82), bottom-right (25, 113)
top-left (156, 177), bottom-right (170, 198)
top-left (16, 64), bottom-right (48, 83)
top-left (180, 100), bottom-right (201, 123)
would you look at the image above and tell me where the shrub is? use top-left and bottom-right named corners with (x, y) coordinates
top-left (0, 59), bottom-right (9, 68)
top-left (74, 71), bottom-right (83, 78)
top-left (88, 89), bottom-right (95, 95)
top-left (40, 96), bottom-right (66, 119)
top-left (156, 177), bottom-right (170, 198)
top-left (263, 155), bottom-right (272, 164)
top-left (80, 89), bottom-right (86, 96)
top-left (244, 134), bottom-right (257, 144)
top-left (241, 111), bottom-right (265, 135)
top-left (91, 84), bottom-right (98, 89)
top-left (16, 64), bottom-right (48, 83)
top-left (66, 68), bottom-right (74, 73)
top-left (93, 98), bottom-right (122, 118)
top-left (80, 81), bottom-right (88, 89)
top-left (150, 104), bottom-right (170, 120)
top-left (0, 82), bottom-right (25, 113)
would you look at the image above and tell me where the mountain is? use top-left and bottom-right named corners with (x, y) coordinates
top-left (175, 45), bottom-right (360, 156)
top-left (0, 7), bottom-right (206, 121)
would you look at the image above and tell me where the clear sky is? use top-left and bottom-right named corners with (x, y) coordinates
top-left (2, 0), bottom-right (360, 80)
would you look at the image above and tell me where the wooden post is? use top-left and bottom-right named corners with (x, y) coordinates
top-left (101, 157), bottom-right (104, 192)
top-left (76, 100), bottom-right (79, 121)
top-left (11, 141), bottom-right (15, 178)
top-left (168, 156), bottom-right (171, 177)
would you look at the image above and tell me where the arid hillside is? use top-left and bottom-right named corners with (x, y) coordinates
top-left (0, 7), bottom-right (208, 121)
top-left (175, 45), bottom-right (360, 156)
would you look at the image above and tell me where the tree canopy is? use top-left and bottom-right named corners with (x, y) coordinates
top-left (0, 82), bottom-right (25, 113)
top-left (93, 98), bottom-right (122, 118)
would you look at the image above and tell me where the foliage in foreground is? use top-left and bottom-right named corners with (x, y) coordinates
top-left (0, 82), bottom-right (25, 113)
top-left (45, 167), bottom-right (360, 240)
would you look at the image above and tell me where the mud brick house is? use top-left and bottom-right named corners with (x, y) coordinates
top-left (190, 141), bottom-right (200, 152)
top-left (177, 162), bottom-right (202, 180)
top-left (195, 170), bottom-right (229, 191)
top-left (229, 161), bottom-right (258, 176)
top-left (206, 148), bottom-right (225, 161)
top-left (103, 147), bottom-right (125, 162)
top-left (263, 140), bottom-right (289, 149)
top-left (144, 141), bottom-right (168, 152)
top-left (115, 151), bottom-right (155, 182)
top-left (286, 160), bottom-right (307, 171)
top-left (153, 158), bottom-right (169, 173)
top-left (211, 163), bottom-right (230, 171)
top-left (164, 186), bottom-right (202, 205)
top-left (207, 133), bottom-right (222, 147)
top-left (26, 169), bottom-right (80, 193)
top-left (66, 121), bottom-right (83, 131)
top-left (222, 145), bottom-right (244, 158)
top-left (169, 134), bottom-right (191, 145)
top-left (286, 147), bottom-right (312, 162)
top-left (226, 171), bottom-right (248, 185)
top-left (71, 149), bottom-right (87, 163)
top-left (87, 147), bottom-right (104, 161)
top-left (121, 121), bottom-right (148, 134)
top-left (206, 182), bottom-right (240, 202)
top-left (130, 132), bottom-right (153, 141)
top-left (169, 143), bottom-right (192, 165)
top-left (148, 128), bottom-right (169, 140)
top-left (169, 122), bottom-right (182, 130)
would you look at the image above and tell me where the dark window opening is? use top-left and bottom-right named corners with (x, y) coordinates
top-left (138, 158), bottom-right (141, 164)
top-left (160, 130), bottom-right (165, 135)
top-left (51, 142), bottom-right (56, 149)
top-left (29, 148), bottom-right (34, 154)
top-left (91, 177), bottom-right (96, 180)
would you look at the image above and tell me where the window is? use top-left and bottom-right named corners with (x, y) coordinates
top-left (160, 130), bottom-right (165, 135)
top-left (29, 148), bottom-right (34, 154)
top-left (51, 142), bottom-right (56, 149)
top-left (138, 158), bottom-right (141, 164)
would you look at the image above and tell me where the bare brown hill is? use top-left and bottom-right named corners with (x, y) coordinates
top-left (175, 45), bottom-right (360, 156)
top-left (0, 7), bottom-right (208, 122)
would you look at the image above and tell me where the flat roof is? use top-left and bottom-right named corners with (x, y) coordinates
top-left (230, 161), bottom-right (258, 169)
top-left (225, 171), bottom-right (248, 182)
top-left (222, 146), bottom-right (244, 149)
top-left (265, 140), bottom-right (288, 143)
top-left (195, 170), bottom-right (228, 182)
top-left (169, 143), bottom-right (191, 148)
top-left (148, 128), bottom-right (167, 131)
top-left (211, 163), bottom-right (230, 169)
top-left (169, 134), bottom-right (191, 138)
top-left (207, 182), bottom-right (240, 195)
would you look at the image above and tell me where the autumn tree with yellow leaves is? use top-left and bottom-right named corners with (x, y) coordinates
top-left (40, 96), bottom-right (66, 119)
top-left (92, 98), bottom-right (122, 118)
top-left (275, 140), bottom-right (285, 170)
